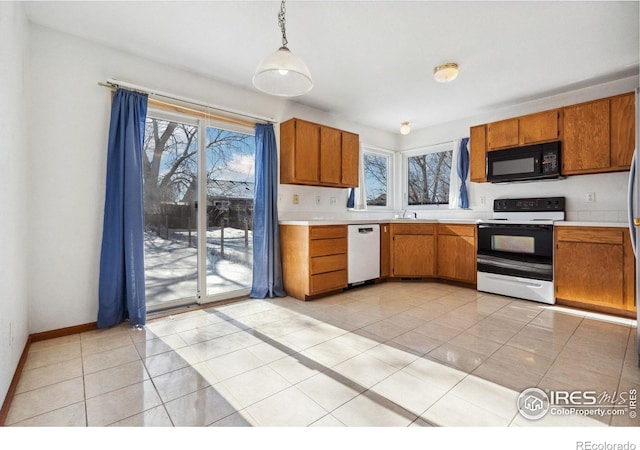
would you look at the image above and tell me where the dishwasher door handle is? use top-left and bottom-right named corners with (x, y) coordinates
top-left (358, 228), bottom-right (374, 233)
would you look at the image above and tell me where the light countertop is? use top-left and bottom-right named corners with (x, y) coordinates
top-left (555, 221), bottom-right (628, 228)
top-left (279, 219), bottom-right (629, 227)
top-left (279, 218), bottom-right (480, 226)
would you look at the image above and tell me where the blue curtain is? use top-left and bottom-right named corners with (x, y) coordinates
top-left (97, 89), bottom-right (149, 328)
top-left (346, 188), bottom-right (355, 208)
top-left (250, 123), bottom-right (286, 298)
top-left (457, 137), bottom-right (470, 209)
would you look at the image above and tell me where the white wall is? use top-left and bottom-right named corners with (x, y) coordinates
top-left (26, 25), bottom-right (394, 333)
top-left (0, 2), bottom-right (29, 405)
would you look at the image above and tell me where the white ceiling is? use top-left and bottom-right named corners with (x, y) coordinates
top-left (24, 1), bottom-right (640, 134)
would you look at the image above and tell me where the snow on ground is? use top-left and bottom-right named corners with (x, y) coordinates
top-left (144, 227), bottom-right (252, 309)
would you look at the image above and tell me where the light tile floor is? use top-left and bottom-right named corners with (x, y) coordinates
top-left (5, 282), bottom-right (640, 427)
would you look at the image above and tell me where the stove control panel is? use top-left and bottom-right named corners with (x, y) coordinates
top-left (493, 197), bottom-right (565, 212)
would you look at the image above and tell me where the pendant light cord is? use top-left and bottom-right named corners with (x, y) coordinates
top-left (278, 0), bottom-right (288, 48)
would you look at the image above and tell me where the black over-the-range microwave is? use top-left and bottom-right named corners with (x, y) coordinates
top-left (486, 141), bottom-right (561, 183)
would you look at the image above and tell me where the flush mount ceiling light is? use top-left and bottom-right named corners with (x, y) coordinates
top-left (400, 122), bottom-right (411, 135)
top-left (433, 63), bottom-right (459, 83)
top-left (253, 0), bottom-right (313, 97)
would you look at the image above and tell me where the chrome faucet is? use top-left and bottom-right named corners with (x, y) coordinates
top-left (402, 209), bottom-right (417, 219)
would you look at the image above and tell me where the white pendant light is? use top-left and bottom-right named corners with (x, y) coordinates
top-left (433, 63), bottom-right (459, 83)
top-left (400, 122), bottom-right (411, 135)
top-left (253, 0), bottom-right (313, 97)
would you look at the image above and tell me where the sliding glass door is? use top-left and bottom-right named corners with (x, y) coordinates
top-left (203, 126), bottom-right (255, 301)
top-left (142, 114), bottom-right (199, 311)
top-left (142, 111), bottom-right (255, 312)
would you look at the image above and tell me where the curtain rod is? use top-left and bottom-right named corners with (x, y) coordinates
top-left (98, 79), bottom-right (275, 125)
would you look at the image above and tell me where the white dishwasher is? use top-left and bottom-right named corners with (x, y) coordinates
top-left (347, 224), bottom-right (380, 285)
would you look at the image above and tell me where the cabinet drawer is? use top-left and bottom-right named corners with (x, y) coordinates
top-left (310, 270), bottom-right (347, 293)
top-left (310, 226), bottom-right (347, 240)
top-left (310, 238), bottom-right (347, 257)
top-left (391, 223), bottom-right (435, 235)
top-left (438, 224), bottom-right (476, 237)
top-left (311, 254), bottom-right (347, 275)
top-left (556, 227), bottom-right (623, 245)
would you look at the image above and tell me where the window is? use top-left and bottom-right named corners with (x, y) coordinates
top-left (403, 142), bottom-right (453, 207)
top-left (362, 146), bottom-right (393, 208)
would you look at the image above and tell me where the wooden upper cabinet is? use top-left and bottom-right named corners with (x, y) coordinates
top-left (280, 118), bottom-right (359, 188)
top-left (611, 92), bottom-right (636, 169)
top-left (487, 118), bottom-right (519, 150)
top-left (519, 109), bottom-right (560, 145)
top-left (320, 127), bottom-right (341, 185)
top-left (292, 120), bottom-right (320, 183)
top-left (487, 110), bottom-right (560, 151)
top-left (469, 125), bottom-right (487, 183)
top-left (341, 131), bottom-right (359, 187)
top-left (470, 91), bottom-right (634, 180)
top-left (562, 98), bottom-right (611, 174)
top-left (280, 119), bottom-right (319, 184)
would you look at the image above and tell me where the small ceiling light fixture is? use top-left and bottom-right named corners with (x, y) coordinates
top-left (253, 0), bottom-right (313, 97)
top-left (433, 63), bottom-right (459, 83)
top-left (400, 122), bottom-right (411, 135)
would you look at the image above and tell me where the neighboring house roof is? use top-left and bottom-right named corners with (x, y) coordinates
top-left (207, 180), bottom-right (254, 199)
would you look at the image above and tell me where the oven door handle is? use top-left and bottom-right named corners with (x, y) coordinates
top-left (477, 223), bottom-right (553, 231)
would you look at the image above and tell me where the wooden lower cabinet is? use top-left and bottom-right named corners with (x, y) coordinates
top-left (436, 224), bottom-right (477, 283)
top-left (281, 222), bottom-right (479, 297)
top-left (280, 222), bottom-right (636, 317)
top-left (280, 225), bottom-right (347, 300)
top-left (390, 223), bottom-right (436, 277)
top-left (388, 223), bottom-right (477, 282)
top-left (555, 226), bottom-right (636, 316)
